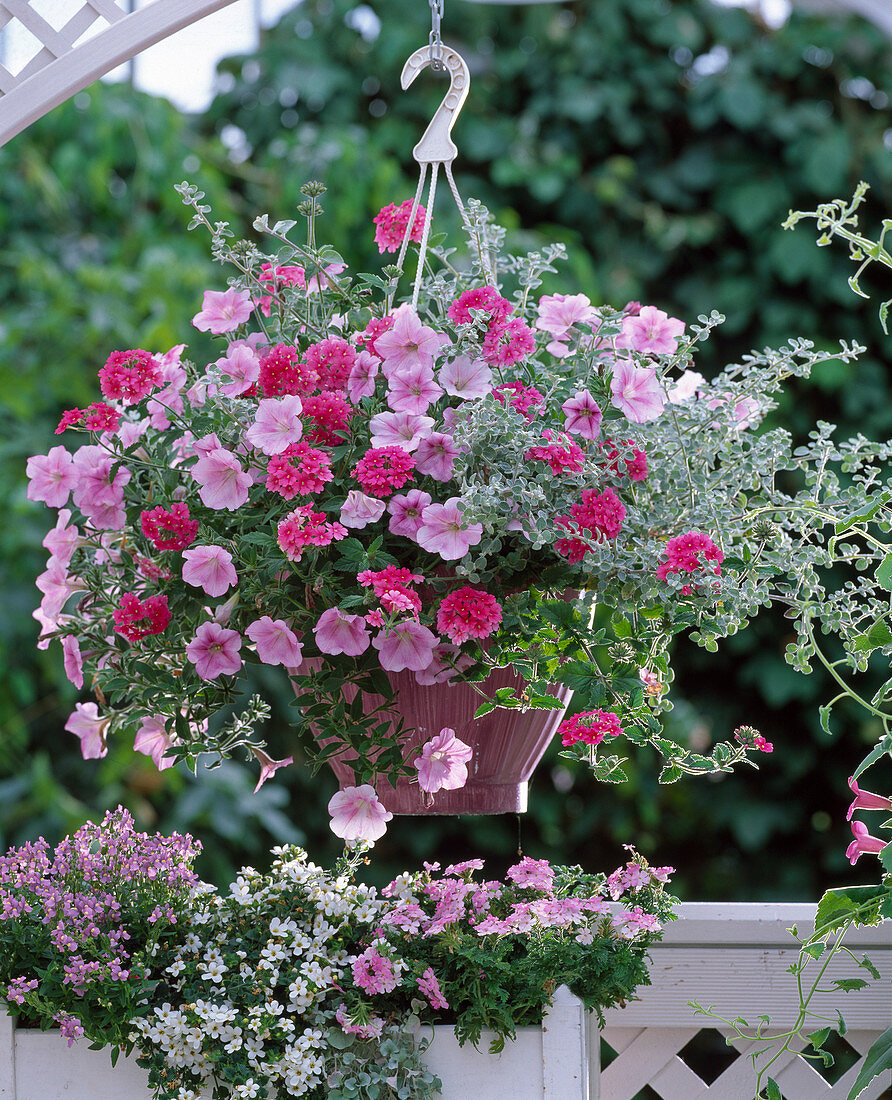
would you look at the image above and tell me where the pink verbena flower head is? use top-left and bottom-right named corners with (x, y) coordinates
top-left (192, 447), bottom-right (253, 510)
top-left (134, 715), bottom-right (177, 771)
top-left (414, 728), bottom-right (473, 793)
top-left (303, 337), bottom-right (356, 392)
top-left (492, 380), bottom-right (545, 421)
top-left (414, 432), bottom-right (458, 481)
top-left (246, 617), bottom-right (304, 667)
top-left (437, 587), bottom-right (503, 644)
top-left (356, 314), bottom-right (395, 359)
top-left (482, 318), bottom-right (535, 367)
top-left (416, 498), bottom-right (484, 560)
top-left (352, 944), bottom-right (400, 994)
top-left (656, 531), bottom-right (723, 588)
top-left (277, 506), bottom-right (346, 561)
top-left (846, 819), bottom-right (888, 865)
top-left (182, 545), bottom-right (238, 597)
top-left (388, 489), bottom-right (432, 539)
top-left (846, 776), bottom-right (892, 821)
top-left (438, 355), bottom-right (493, 400)
top-left (447, 286), bottom-right (512, 326)
top-left (191, 288), bottom-right (254, 334)
top-left (553, 488), bottom-right (626, 564)
top-left (258, 343), bottom-right (319, 397)
top-left (733, 725), bottom-right (773, 753)
top-left (369, 410), bottom-right (434, 452)
top-left (336, 1004), bottom-right (386, 1040)
top-left (373, 198), bottom-right (426, 252)
top-left (64, 702), bottom-right (109, 759)
top-left (56, 402), bottom-right (122, 435)
top-left (98, 349), bottom-right (161, 405)
top-left (266, 441), bottom-right (334, 498)
top-left (26, 447), bottom-right (79, 508)
top-left (374, 309), bottom-right (443, 374)
top-left (250, 746), bottom-right (294, 792)
top-left (558, 709), bottom-right (624, 747)
top-left (329, 785), bottom-right (392, 841)
top-left (353, 446), bottom-right (415, 498)
top-left (526, 433), bottom-right (586, 475)
top-left (340, 490), bottom-right (387, 529)
top-left (302, 391), bottom-right (353, 446)
top-left (602, 438), bottom-right (648, 482)
top-left (561, 390), bottom-right (603, 440)
top-left (245, 395), bottom-right (304, 455)
top-left (372, 620), bottom-right (438, 671)
top-left (113, 593), bottom-right (171, 643)
top-left (185, 622), bottom-right (242, 680)
top-left (610, 361), bottom-right (665, 423)
top-left (617, 305), bottom-right (685, 355)
top-left (140, 502), bottom-right (199, 551)
top-left (314, 607), bottom-right (370, 656)
top-left (508, 856), bottom-right (555, 894)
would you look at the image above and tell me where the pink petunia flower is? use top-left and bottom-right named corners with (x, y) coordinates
top-left (185, 622), bottom-right (243, 680)
top-left (328, 784), bottom-right (393, 841)
top-left (251, 746), bottom-right (294, 792)
top-left (182, 545), bottom-right (238, 598)
top-left (413, 642), bottom-right (474, 686)
top-left (413, 432), bottom-right (458, 481)
top-left (26, 447), bottom-right (79, 508)
top-left (386, 363), bottom-right (443, 414)
top-left (246, 616), bottom-right (304, 667)
top-left (536, 293), bottom-right (599, 356)
top-left (191, 447), bottom-right (253, 510)
top-left (561, 390), bottom-right (603, 439)
top-left (314, 608), bottom-right (370, 656)
top-left (64, 703), bottom-right (108, 759)
top-left (340, 490), bottom-right (387, 529)
top-left (414, 728), bottom-right (473, 793)
top-left (216, 343), bottom-right (261, 397)
top-left (374, 309), bottom-right (443, 374)
top-left (43, 509), bottom-right (80, 568)
top-left (133, 715), bottom-right (177, 771)
top-left (71, 445), bottom-right (131, 530)
top-left (369, 410), bottom-right (435, 452)
top-left (416, 498), bottom-right (484, 560)
top-left (62, 635), bottom-right (83, 689)
top-left (617, 305), bottom-right (685, 355)
top-left (668, 369), bottom-right (706, 404)
top-left (245, 395), bottom-right (304, 455)
top-left (438, 355), bottom-right (492, 400)
top-left (610, 361), bottom-right (665, 424)
top-left (372, 620), bottom-right (439, 672)
top-left (191, 288), bottom-right (255, 334)
top-left (347, 349), bottom-right (380, 403)
top-left (388, 489), bottom-right (432, 540)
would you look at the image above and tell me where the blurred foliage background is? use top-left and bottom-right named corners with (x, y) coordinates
top-left (2, 0), bottom-right (891, 899)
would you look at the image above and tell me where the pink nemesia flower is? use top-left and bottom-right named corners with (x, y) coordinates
top-left (191, 447), bottom-right (253, 510)
top-left (185, 622), bottom-right (243, 680)
top-left (328, 784), bottom-right (393, 841)
top-left (369, 410), bottom-right (435, 452)
top-left (414, 728), bottom-right (473, 793)
top-left (375, 308), bottom-right (443, 374)
top-left (182, 545), bottom-right (238, 598)
top-left (617, 305), bottom-right (685, 355)
top-left (561, 390), bottom-right (603, 439)
top-left (245, 395), bottom-right (304, 455)
top-left (388, 489), bottom-right (433, 539)
top-left (386, 363), bottom-right (443, 414)
top-left (416, 498), bottom-right (484, 560)
top-left (438, 355), bottom-right (492, 400)
top-left (216, 343), bottom-right (261, 397)
top-left (26, 447), bottom-right (79, 508)
top-left (610, 361), bottom-right (665, 423)
top-left (191, 288), bottom-right (254, 334)
top-left (372, 621), bottom-right (439, 672)
top-left (668, 369), bottom-right (706, 403)
top-left (846, 819), bottom-right (888, 865)
top-left (64, 702), bottom-right (108, 759)
top-left (251, 746), bottom-right (294, 792)
top-left (43, 509), bottom-right (80, 568)
top-left (133, 715), bottom-right (177, 771)
top-left (413, 432), bottom-right (458, 481)
top-left (246, 616), bottom-right (304, 666)
top-left (846, 776), bottom-right (892, 821)
top-left (314, 608), bottom-right (370, 656)
top-left (340, 490), bottom-right (387, 529)
top-left (347, 349), bottom-right (380, 403)
top-left (62, 635), bottom-right (83, 689)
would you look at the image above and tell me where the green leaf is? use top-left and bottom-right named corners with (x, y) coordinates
top-left (765, 1078), bottom-right (783, 1100)
top-left (853, 618), bottom-right (892, 653)
top-left (876, 552), bottom-right (892, 591)
top-left (847, 1027), bottom-right (892, 1099)
top-left (852, 736), bottom-right (892, 780)
top-left (807, 1027), bottom-right (831, 1050)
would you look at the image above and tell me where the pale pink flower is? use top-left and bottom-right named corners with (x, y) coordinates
top-left (182, 545), bottom-right (238, 597)
top-left (375, 309), bottom-right (443, 375)
top-left (610, 361), bottom-right (665, 423)
top-left (251, 746), bottom-right (294, 792)
top-left (561, 390), bottom-right (603, 439)
top-left (43, 509), bottom-right (80, 568)
top-left (617, 305), bottom-right (685, 355)
top-left (246, 616), bottom-right (304, 666)
top-left (705, 394), bottom-right (760, 429)
top-left (116, 419), bottom-right (148, 449)
top-left (217, 343), bottom-right (261, 397)
top-left (416, 498), bottom-right (484, 560)
top-left (191, 447), bottom-right (253, 510)
top-left (36, 560), bottom-right (84, 619)
top-left (328, 784), bottom-right (393, 841)
top-left (305, 262), bottom-right (346, 294)
top-left (145, 349), bottom-right (188, 429)
top-left (413, 432), bottom-right (458, 481)
top-left (347, 349), bottom-right (380, 403)
top-left (64, 702), bottom-right (108, 759)
top-left (340, 490), bottom-right (387, 529)
top-left (413, 642), bottom-right (474, 685)
top-left (414, 728), bottom-right (473, 793)
top-left (536, 293), bottom-right (599, 356)
top-left (134, 715), bottom-right (177, 771)
top-left (438, 355), bottom-right (493, 400)
top-left (372, 620), bottom-right (439, 672)
top-left (71, 446), bottom-right (131, 530)
top-left (62, 635), bottom-right (83, 689)
top-left (668, 369), bottom-right (706, 403)
top-left (26, 447), bottom-right (79, 508)
top-left (388, 489), bottom-right (432, 539)
top-left (314, 608), bottom-right (370, 656)
top-left (369, 410), bottom-right (434, 452)
top-left (192, 288), bottom-right (255, 334)
top-left (386, 363), bottom-right (443, 414)
top-left (185, 622), bottom-right (243, 680)
top-left (245, 395), bottom-right (304, 455)
top-left (191, 432), bottom-right (222, 457)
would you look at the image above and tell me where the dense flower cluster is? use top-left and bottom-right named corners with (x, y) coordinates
top-left (557, 710), bottom-right (625, 748)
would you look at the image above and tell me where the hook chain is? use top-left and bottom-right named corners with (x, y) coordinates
top-left (428, 0), bottom-right (444, 71)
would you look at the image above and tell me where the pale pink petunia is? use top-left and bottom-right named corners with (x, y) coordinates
top-left (372, 620), bottom-right (439, 672)
top-left (386, 363), bottom-right (443, 414)
top-left (536, 293), bottom-right (599, 356)
top-left (413, 432), bottom-right (458, 482)
top-left (347, 349), bottom-right (380, 403)
top-left (145, 349), bottom-right (188, 429)
top-left (217, 343), bottom-right (262, 397)
top-left (192, 288), bottom-right (255, 334)
top-left (610, 361), bottom-right (665, 424)
top-left (438, 355), bottom-right (493, 400)
top-left (62, 635), bottom-right (83, 689)
top-left (245, 395), bottom-right (304, 455)
top-left (191, 446), bottom-right (253, 510)
top-left (414, 727), bottom-right (473, 793)
top-left (340, 490), bottom-right (387, 529)
top-left (185, 622), bottom-right (243, 680)
top-left (388, 489), bottom-right (432, 539)
top-left (43, 509), bottom-right (80, 568)
top-left (668, 370), bottom-right (706, 404)
top-left (251, 746), bottom-right (294, 792)
top-left (246, 616), bottom-right (304, 666)
top-left (116, 419), bottom-right (149, 449)
top-left (416, 498), bottom-right (484, 560)
top-left (369, 410), bottom-right (435, 452)
top-left (71, 446), bottom-right (131, 530)
top-left (413, 642), bottom-right (474, 685)
top-left (65, 702), bottom-right (108, 759)
top-left (314, 608), bottom-right (370, 656)
top-left (191, 432), bottom-right (222, 458)
top-left (617, 305), bottom-right (685, 355)
top-left (561, 390), bottom-right (603, 439)
top-left (305, 262), bottom-right (347, 294)
top-left (328, 784), bottom-right (393, 842)
top-left (374, 308), bottom-right (443, 375)
top-left (36, 560), bottom-right (84, 620)
top-left (182, 545), bottom-right (238, 597)
top-left (134, 715), bottom-right (177, 771)
top-left (26, 447), bottom-right (79, 508)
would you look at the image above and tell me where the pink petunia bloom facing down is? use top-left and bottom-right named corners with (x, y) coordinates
top-left (438, 355), bottom-right (492, 400)
top-left (561, 390), bottom-right (603, 439)
top-left (192, 288), bottom-right (255, 333)
top-left (43, 509), bottom-right (80, 567)
top-left (216, 343), bottom-right (261, 397)
top-left (328, 785), bottom-right (393, 842)
top-left (340, 490), bottom-right (387, 529)
top-left (251, 746), bottom-right (294, 792)
top-left (62, 635), bottom-right (83, 690)
top-left (245, 395), bottom-right (304, 455)
top-left (134, 715), bottom-right (177, 771)
top-left (617, 305), bottom-right (685, 355)
top-left (416, 498), bottom-right (484, 560)
top-left (182, 545), bottom-right (238, 598)
top-left (373, 620), bottom-right (438, 672)
top-left (191, 447), bottom-right (253, 510)
top-left (65, 703), bottom-right (108, 760)
top-left (185, 622), bottom-right (243, 680)
top-left (610, 361), bottom-right (665, 424)
top-left (414, 728), bottom-right (473, 793)
top-left (246, 616), bottom-right (304, 666)
top-left (26, 447), bottom-right (79, 508)
top-left (315, 608), bottom-right (370, 656)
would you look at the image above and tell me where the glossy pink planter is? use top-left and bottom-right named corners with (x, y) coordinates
top-left (298, 666), bottom-right (572, 815)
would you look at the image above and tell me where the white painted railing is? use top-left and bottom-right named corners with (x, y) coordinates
top-left (1, 905), bottom-right (890, 1099)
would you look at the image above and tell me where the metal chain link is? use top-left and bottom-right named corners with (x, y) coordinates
top-left (428, 0), bottom-right (444, 71)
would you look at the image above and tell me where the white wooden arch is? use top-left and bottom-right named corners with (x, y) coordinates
top-left (0, 0), bottom-right (240, 147)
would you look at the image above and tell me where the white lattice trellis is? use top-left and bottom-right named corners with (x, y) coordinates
top-left (0, 0), bottom-right (240, 146)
